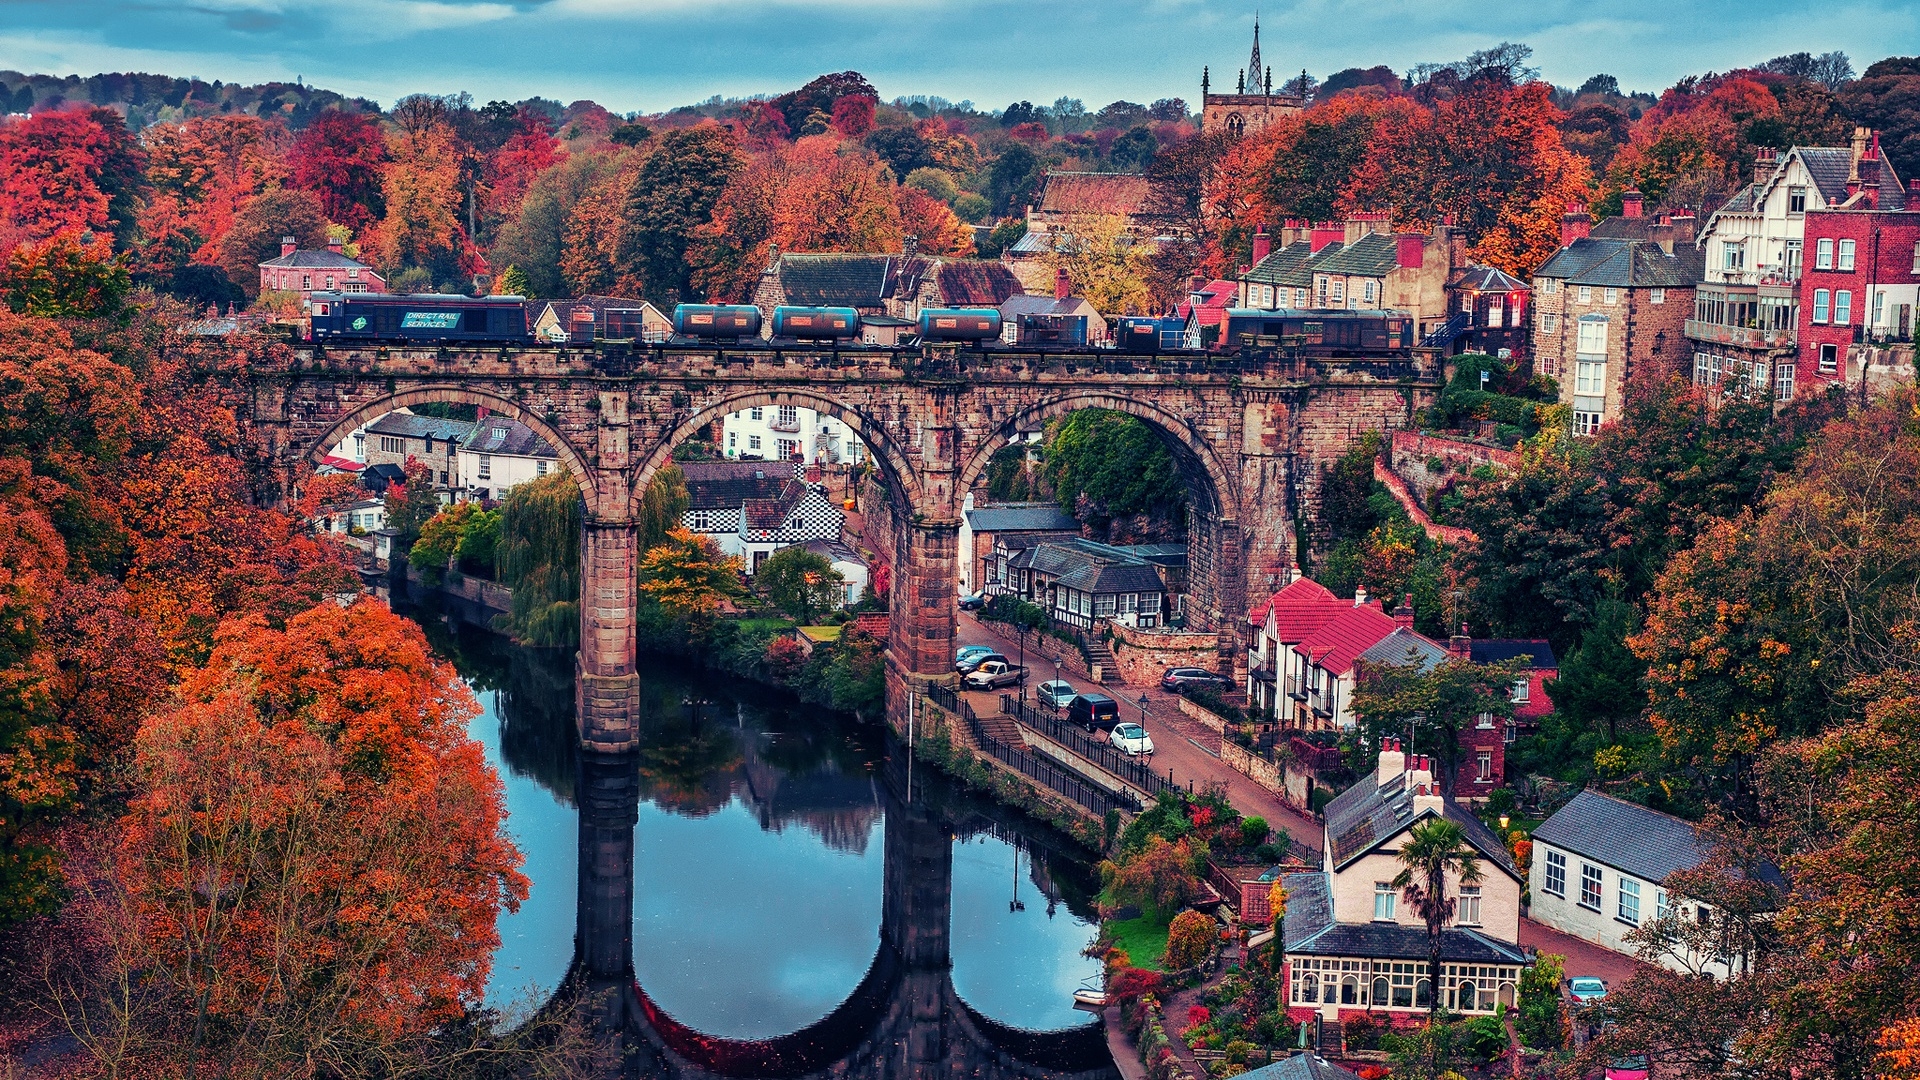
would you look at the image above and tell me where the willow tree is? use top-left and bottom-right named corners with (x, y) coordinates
top-left (639, 464), bottom-right (689, 552)
top-left (496, 473), bottom-right (581, 647)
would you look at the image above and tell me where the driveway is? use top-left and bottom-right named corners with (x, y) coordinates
top-left (954, 612), bottom-right (1321, 855)
top-left (1518, 916), bottom-right (1649, 986)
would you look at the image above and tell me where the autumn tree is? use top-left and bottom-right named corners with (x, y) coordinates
top-left (0, 107), bottom-right (145, 246)
top-left (1351, 655), bottom-right (1527, 795)
top-left (214, 187), bottom-right (330, 298)
top-left (1100, 835), bottom-right (1201, 924)
top-left (367, 118), bottom-right (473, 285)
top-left (1040, 409), bottom-right (1187, 540)
top-left (638, 463), bottom-right (689, 552)
top-left (1162, 910), bottom-right (1216, 970)
top-left (638, 527), bottom-right (745, 632)
top-left (617, 125), bottom-right (743, 303)
top-left (0, 500), bottom-right (74, 927)
top-left (519, 149), bottom-right (632, 298)
top-left (1, 228), bottom-right (131, 318)
top-left (1037, 213), bottom-right (1153, 315)
top-left (287, 108), bottom-right (389, 231)
top-left (143, 114), bottom-right (289, 258)
top-left (383, 458), bottom-right (443, 551)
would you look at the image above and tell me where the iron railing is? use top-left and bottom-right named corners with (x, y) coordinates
top-left (922, 685), bottom-right (1141, 816)
top-left (999, 696), bottom-right (1179, 798)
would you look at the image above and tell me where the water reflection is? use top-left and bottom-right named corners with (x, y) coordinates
top-left (415, 613), bottom-right (1117, 1075)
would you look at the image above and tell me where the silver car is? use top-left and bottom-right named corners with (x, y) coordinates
top-left (1036, 680), bottom-right (1076, 708)
top-left (1109, 722), bottom-right (1155, 756)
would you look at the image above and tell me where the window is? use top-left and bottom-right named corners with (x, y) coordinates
top-left (536, 460), bottom-right (548, 476)
top-left (1580, 863), bottom-right (1604, 911)
top-left (437, 471), bottom-right (447, 485)
top-left (1512, 678), bottom-right (1531, 704)
top-left (1374, 882), bottom-right (1397, 921)
top-left (1363, 280), bottom-right (1376, 302)
top-left (1458, 886), bottom-right (1482, 926)
top-left (690, 511), bottom-right (710, 531)
top-left (728, 431), bottom-right (737, 448)
top-left (776, 438), bottom-right (799, 459)
top-left (302, 274), bottom-right (312, 289)
top-left (1094, 594), bottom-right (1116, 617)
top-left (1476, 751), bottom-right (1493, 781)
top-left (1544, 851), bottom-right (1566, 897)
top-left (477, 455), bottom-right (491, 480)
top-left (777, 405), bottom-right (798, 427)
top-left (1573, 410), bottom-right (1604, 436)
top-left (1487, 299), bottom-right (1503, 327)
top-left (1578, 286), bottom-right (1592, 303)
top-left (1604, 287), bottom-right (1619, 305)
top-left (324, 275), bottom-right (334, 289)
top-left (1834, 290), bottom-right (1852, 325)
top-left (379, 435), bottom-right (403, 455)
top-left (1576, 316), bottom-right (1608, 354)
top-left (1462, 293), bottom-right (1475, 313)
top-left (1913, 240), bottom-right (1920, 274)
top-left (1294, 288), bottom-right (1307, 307)
top-left (1838, 239), bottom-right (1856, 271)
top-left (1873, 290), bottom-right (1885, 328)
top-left (1813, 289), bottom-right (1830, 323)
top-left (1789, 186), bottom-right (1807, 214)
top-left (1650, 287), bottom-right (1666, 305)
top-left (749, 407), bottom-right (763, 420)
top-left (1315, 276), bottom-right (1328, 305)
top-left (1331, 279), bottom-right (1346, 304)
top-left (1576, 360), bottom-right (1607, 396)
top-left (1656, 888), bottom-right (1673, 922)
top-left (1541, 278), bottom-right (1560, 295)
top-left (1776, 361), bottom-right (1796, 402)
top-left (1819, 343), bottom-right (1838, 374)
top-left (748, 435), bottom-right (762, 450)
top-left (1721, 243), bottom-right (1743, 272)
top-left (1619, 878), bottom-right (1641, 924)
top-left (353, 433), bottom-right (365, 460)
top-left (1541, 314), bottom-right (1559, 335)
top-left (1816, 238), bottom-right (1834, 270)
top-left (1787, 239), bottom-right (1804, 279)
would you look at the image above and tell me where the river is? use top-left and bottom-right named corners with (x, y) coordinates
top-left (415, 615), bottom-right (1110, 1047)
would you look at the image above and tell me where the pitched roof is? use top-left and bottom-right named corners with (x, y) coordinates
top-left (680, 461), bottom-right (790, 510)
top-left (1278, 871), bottom-right (1528, 964)
top-left (801, 537), bottom-right (864, 565)
top-left (460, 416), bottom-right (557, 458)
top-left (1468, 639), bottom-right (1557, 668)
top-left (1054, 561), bottom-right (1166, 594)
top-left (1279, 871), bottom-right (1334, 948)
top-left (1533, 236), bottom-right (1703, 288)
top-left (1242, 241), bottom-right (1318, 288)
top-left (1323, 770), bottom-right (1520, 878)
top-left (1238, 1048), bottom-right (1363, 1080)
top-left (1356, 627), bottom-right (1450, 672)
top-left (965, 504), bottom-right (1081, 533)
top-left (1450, 265), bottom-right (1529, 292)
top-left (1533, 789), bottom-right (1783, 887)
top-left (364, 413), bottom-right (477, 442)
top-left (1177, 279), bottom-right (1239, 321)
top-left (1037, 171), bottom-right (1151, 216)
top-left (1312, 232), bottom-right (1402, 277)
top-left (258, 247), bottom-right (375, 271)
top-left (1250, 575), bottom-right (1338, 623)
top-left (1797, 147), bottom-right (1860, 205)
top-left (1000, 294), bottom-right (1103, 319)
top-left (933, 260), bottom-right (1024, 306)
top-left (776, 254), bottom-right (914, 308)
top-left (1295, 603), bottom-right (1401, 677)
top-left (743, 480), bottom-right (809, 530)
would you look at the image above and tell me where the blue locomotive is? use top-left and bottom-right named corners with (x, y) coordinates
top-left (308, 293), bottom-right (531, 343)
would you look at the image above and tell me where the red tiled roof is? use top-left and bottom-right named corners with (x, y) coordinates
top-left (1295, 604), bottom-right (1400, 676)
top-left (1177, 279), bottom-right (1238, 322)
top-left (1248, 575), bottom-right (1337, 623)
top-left (1038, 171), bottom-right (1151, 216)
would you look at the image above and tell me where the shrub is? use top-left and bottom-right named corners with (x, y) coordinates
top-left (1164, 910), bottom-right (1217, 970)
top-left (1223, 1040), bottom-right (1254, 1065)
top-left (1238, 816), bottom-right (1269, 847)
top-left (1187, 1004), bottom-right (1211, 1028)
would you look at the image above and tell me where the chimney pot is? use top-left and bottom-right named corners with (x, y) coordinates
top-left (1376, 739), bottom-right (1407, 787)
top-left (327, 237), bottom-right (343, 254)
top-left (1621, 189), bottom-right (1644, 218)
top-left (1354, 584), bottom-right (1369, 607)
top-left (1394, 593), bottom-right (1414, 628)
top-left (280, 235), bottom-right (297, 257)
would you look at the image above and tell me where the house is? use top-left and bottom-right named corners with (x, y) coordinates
top-left (749, 250), bottom-right (1024, 340)
top-left (529, 295), bottom-right (669, 344)
top-left (1446, 264), bottom-right (1532, 361)
top-left (1458, 636), bottom-right (1557, 746)
top-left (258, 236), bottom-right (385, 299)
top-left (1176, 277), bottom-right (1239, 349)
top-left (1197, 19), bottom-right (1305, 137)
top-left (1794, 145), bottom-right (1920, 396)
top-left (799, 538), bottom-right (870, 607)
top-left (320, 498), bottom-right (387, 536)
top-left (458, 416), bottom-right (559, 501)
top-left (999, 270), bottom-right (1110, 346)
top-left (996, 537), bottom-right (1176, 629)
top-left (1532, 202), bottom-right (1703, 435)
top-left (363, 411), bottom-right (475, 489)
top-left (1281, 741), bottom-right (1529, 1033)
top-left (1689, 132), bottom-right (1909, 405)
top-left (359, 462), bottom-right (406, 495)
top-left (678, 461), bottom-right (844, 574)
top-left (1005, 172), bottom-right (1155, 293)
top-left (1530, 790), bottom-right (1783, 978)
top-left (1236, 218), bottom-right (1469, 343)
top-left (959, 495), bottom-right (1080, 595)
top-left (315, 455), bottom-right (365, 477)
top-left (720, 404), bottom-right (867, 465)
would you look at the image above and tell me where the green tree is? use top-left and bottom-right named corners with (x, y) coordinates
top-left (1515, 951), bottom-right (1567, 1048)
top-left (407, 502), bottom-right (474, 585)
top-left (1351, 655), bottom-right (1527, 795)
top-left (455, 507), bottom-right (500, 576)
top-left (495, 472), bottom-right (581, 647)
top-left (1040, 409), bottom-right (1186, 536)
top-left (495, 263), bottom-right (531, 298)
top-left (1392, 818), bottom-right (1484, 1017)
top-left (757, 545), bottom-right (843, 624)
top-left (638, 463), bottom-right (688, 552)
top-left (383, 459), bottom-right (442, 552)
top-left (620, 126), bottom-right (744, 303)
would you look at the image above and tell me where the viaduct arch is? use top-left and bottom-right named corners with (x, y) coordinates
top-left (241, 341), bottom-right (1436, 749)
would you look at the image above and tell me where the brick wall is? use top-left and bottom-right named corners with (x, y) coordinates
top-left (1107, 622), bottom-right (1222, 688)
top-left (1387, 430), bottom-right (1517, 502)
top-left (1796, 208), bottom-right (1920, 396)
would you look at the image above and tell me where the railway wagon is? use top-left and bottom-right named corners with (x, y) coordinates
top-left (309, 293), bottom-right (532, 344)
top-left (1219, 308), bottom-right (1414, 352)
top-left (771, 306), bottom-right (861, 340)
top-left (673, 304), bottom-right (763, 339)
top-left (917, 308), bottom-right (1002, 342)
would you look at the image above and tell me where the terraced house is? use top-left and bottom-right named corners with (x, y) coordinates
top-left (1234, 217), bottom-right (1468, 342)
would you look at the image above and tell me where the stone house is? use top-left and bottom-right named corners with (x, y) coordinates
top-left (958, 496), bottom-right (1078, 595)
top-left (1004, 173), bottom-right (1154, 293)
top-left (457, 415), bottom-right (559, 502)
top-left (995, 537), bottom-right (1176, 630)
top-left (529, 295), bottom-right (670, 344)
top-left (1530, 790), bottom-right (1782, 978)
top-left (363, 411), bottom-right (474, 489)
top-left (678, 461), bottom-right (845, 575)
top-left (1281, 741), bottom-right (1529, 1033)
top-left (258, 236), bottom-right (385, 299)
top-left (749, 251), bottom-right (1023, 342)
top-left (1532, 204), bottom-right (1702, 436)
top-left (1236, 218), bottom-right (1468, 343)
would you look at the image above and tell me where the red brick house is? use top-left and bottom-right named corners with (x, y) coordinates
top-left (1795, 155), bottom-right (1920, 396)
top-left (259, 236), bottom-right (385, 299)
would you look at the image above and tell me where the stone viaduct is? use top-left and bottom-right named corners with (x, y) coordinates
top-left (240, 341), bottom-right (1437, 749)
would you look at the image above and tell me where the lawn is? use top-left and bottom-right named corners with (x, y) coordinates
top-left (1105, 915), bottom-right (1171, 971)
top-left (798, 625), bottom-right (843, 643)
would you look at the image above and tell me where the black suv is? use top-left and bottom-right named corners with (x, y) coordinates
top-left (1067, 693), bottom-right (1121, 731)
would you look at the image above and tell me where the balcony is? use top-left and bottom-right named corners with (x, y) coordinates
top-left (1684, 320), bottom-right (1794, 351)
top-left (1287, 675), bottom-right (1309, 702)
top-left (768, 418), bottom-right (802, 433)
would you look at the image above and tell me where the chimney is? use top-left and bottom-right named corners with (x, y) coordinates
top-left (1252, 224), bottom-right (1271, 265)
top-left (1669, 211), bottom-right (1697, 244)
top-left (1406, 754), bottom-right (1435, 792)
top-left (1754, 147), bottom-right (1779, 184)
top-left (1354, 584), bottom-right (1369, 608)
top-left (1394, 593), bottom-right (1414, 628)
top-left (1560, 202), bottom-right (1590, 248)
top-left (1376, 737), bottom-right (1407, 787)
top-left (1851, 126), bottom-right (1870, 180)
top-left (1396, 233), bottom-right (1425, 270)
top-left (1190, 273), bottom-right (1206, 294)
top-left (1909, 177), bottom-right (1920, 206)
top-left (1281, 219), bottom-right (1308, 246)
top-left (1448, 622), bottom-right (1471, 658)
top-left (1621, 189), bottom-right (1644, 219)
top-left (327, 237), bottom-right (343, 255)
top-left (1288, 565), bottom-right (1303, 584)
top-left (1309, 221), bottom-right (1343, 253)
top-left (1650, 213), bottom-right (1675, 256)
top-left (280, 235), bottom-right (297, 257)
top-left (1055, 267), bottom-right (1071, 301)
top-left (1412, 777), bottom-right (1446, 817)
top-left (1861, 134), bottom-right (1883, 209)
top-left (902, 234), bottom-right (919, 258)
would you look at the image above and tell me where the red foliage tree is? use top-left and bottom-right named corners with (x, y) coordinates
top-left (0, 107), bottom-right (145, 248)
top-left (288, 109), bottom-right (390, 232)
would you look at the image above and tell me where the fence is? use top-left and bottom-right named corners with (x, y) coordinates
top-left (998, 696), bottom-right (1181, 799)
top-left (923, 685), bottom-right (1141, 817)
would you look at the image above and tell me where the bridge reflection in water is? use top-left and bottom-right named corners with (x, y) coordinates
top-left (566, 744), bottom-right (1119, 1080)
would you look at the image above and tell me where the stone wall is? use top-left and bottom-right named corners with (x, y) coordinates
top-left (1388, 430), bottom-right (1517, 503)
top-left (1107, 622), bottom-right (1222, 688)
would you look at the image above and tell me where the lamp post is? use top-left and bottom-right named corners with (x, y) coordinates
top-left (1053, 658), bottom-right (1063, 710)
top-left (1138, 693), bottom-right (1151, 727)
top-left (1017, 622), bottom-right (1029, 705)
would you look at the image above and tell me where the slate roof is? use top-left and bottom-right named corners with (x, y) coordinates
top-left (461, 416), bottom-right (557, 458)
top-left (1533, 237), bottom-right (1703, 288)
top-left (1468, 639), bottom-right (1557, 669)
top-left (1312, 233), bottom-right (1402, 277)
top-left (1242, 241), bottom-right (1318, 288)
top-left (1037, 171), bottom-right (1152, 216)
top-left (1017, 537), bottom-right (1170, 595)
top-left (801, 537), bottom-right (864, 565)
top-left (1356, 627), bottom-right (1450, 672)
top-left (259, 248), bottom-right (375, 270)
top-left (1323, 770), bottom-right (1520, 879)
top-left (776, 254), bottom-right (913, 308)
top-left (934, 260), bottom-right (1025, 306)
top-left (1278, 872), bottom-right (1529, 964)
top-left (1451, 265), bottom-right (1528, 292)
top-left (1000, 294), bottom-right (1103, 320)
top-left (680, 461), bottom-right (789, 510)
top-left (1296, 604), bottom-right (1401, 677)
top-left (365, 413), bottom-right (477, 442)
top-left (1238, 1049), bottom-right (1363, 1080)
top-left (965, 504), bottom-right (1081, 533)
top-left (1534, 789), bottom-right (1784, 887)
top-left (743, 481), bottom-right (809, 530)
top-left (1054, 561), bottom-right (1166, 594)
top-left (1279, 872), bottom-right (1335, 948)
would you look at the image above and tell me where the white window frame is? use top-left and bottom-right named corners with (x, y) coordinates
top-left (1476, 751), bottom-right (1493, 781)
top-left (1541, 313), bottom-right (1559, 334)
top-left (1544, 850), bottom-right (1566, 897)
top-left (1575, 360), bottom-right (1607, 396)
top-left (1834, 289), bottom-right (1852, 325)
top-left (1816, 238), bottom-right (1834, 270)
top-left (477, 455), bottom-right (491, 480)
top-left (1656, 887), bottom-right (1673, 922)
top-left (1838, 239), bottom-right (1856, 271)
top-left (1580, 863), bottom-right (1604, 911)
top-left (1457, 886), bottom-right (1482, 926)
top-left (1576, 315), bottom-right (1608, 355)
top-left (536, 459), bottom-right (549, 476)
top-left (1776, 361), bottom-right (1796, 402)
top-left (1604, 287), bottom-right (1619, 304)
top-left (1573, 410), bottom-right (1603, 436)
top-left (1374, 882), bottom-right (1397, 921)
top-left (748, 435), bottom-right (762, 450)
top-left (1578, 285), bottom-right (1592, 303)
top-left (1649, 288), bottom-right (1665, 305)
top-left (1618, 878), bottom-right (1641, 925)
top-left (1813, 289), bottom-right (1830, 323)
top-left (1819, 343), bottom-right (1838, 374)
top-left (1512, 678), bottom-right (1531, 704)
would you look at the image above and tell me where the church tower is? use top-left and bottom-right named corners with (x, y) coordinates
top-left (1199, 14), bottom-right (1304, 136)
top-left (1248, 15), bottom-right (1262, 96)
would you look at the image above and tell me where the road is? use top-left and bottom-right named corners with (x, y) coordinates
top-left (953, 611), bottom-right (1322, 855)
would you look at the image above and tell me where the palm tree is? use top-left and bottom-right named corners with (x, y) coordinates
top-left (1392, 817), bottom-right (1483, 1016)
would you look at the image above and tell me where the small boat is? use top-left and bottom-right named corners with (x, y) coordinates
top-left (1072, 985), bottom-right (1109, 1010)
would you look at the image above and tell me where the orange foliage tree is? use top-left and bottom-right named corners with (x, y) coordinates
top-left (142, 115), bottom-right (290, 260)
top-left (0, 107), bottom-right (145, 248)
top-left (366, 121), bottom-right (472, 281)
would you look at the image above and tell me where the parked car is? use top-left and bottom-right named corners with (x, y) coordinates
top-left (964, 660), bottom-right (1027, 690)
top-left (1566, 976), bottom-right (1608, 1006)
top-left (957, 592), bottom-right (985, 611)
top-left (1162, 667), bottom-right (1232, 691)
top-left (1036, 680), bottom-right (1077, 708)
top-left (956, 648), bottom-right (1003, 674)
top-left (1067, 693), bottom-right (1120, 731)
top-left (955, 644), bottom-right (994, 666)
top-left (1109, 722), bottom-right (1154, 756)
top-left (1605, 1056), bottom-right (1649, 1080)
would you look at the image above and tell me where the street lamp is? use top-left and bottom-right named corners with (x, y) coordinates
top-left (1053, 658), bottom-right (1063, 710)
top-left (1499, 815), bottom-right (1511, 831)
top-left (1016, 622), bottom-right (1029, 705)
top-left (1137, 693), bottom-right (1151, 726)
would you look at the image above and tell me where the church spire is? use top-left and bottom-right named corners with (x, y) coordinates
top-left (1248, 14), bottom-right (1262, 94)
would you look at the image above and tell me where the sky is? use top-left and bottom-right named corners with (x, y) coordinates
top-left (3, 0), bottom-right (1917, 115)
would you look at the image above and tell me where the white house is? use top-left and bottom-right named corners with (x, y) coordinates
top-left (800, 538), bottom-right (870, 607)
top-left (457, 416), bottom-right (560, 501)
top-left (323, 498), bottom-right (388, 535)
top-left (721, 404), bottom-right (867, 466)
top-left (679, 461), bottom-right (845, 575)
top-left (1279, 739), bottom-right (1529, 1028)
top-left (1528, 789), bottom-right (1781, 978)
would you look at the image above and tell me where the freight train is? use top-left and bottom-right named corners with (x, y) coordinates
top-left (305, 292), bottom-right (1420, 359)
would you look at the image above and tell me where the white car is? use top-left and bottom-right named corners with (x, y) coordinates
top-left (1109, 722), bottom-right (1154, 756)
top-left (1036, 680), bottom-right (1077, 708)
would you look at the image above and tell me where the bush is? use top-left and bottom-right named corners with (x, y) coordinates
top-left (1238, 816), bottom-right (1269, 847)
top-left (1164, 910), bottom-right (1217, 970)
top-left (1309, 786), bottom-right (1334, 814)
top-left (1181, 685), bottom-right (1245, 724)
